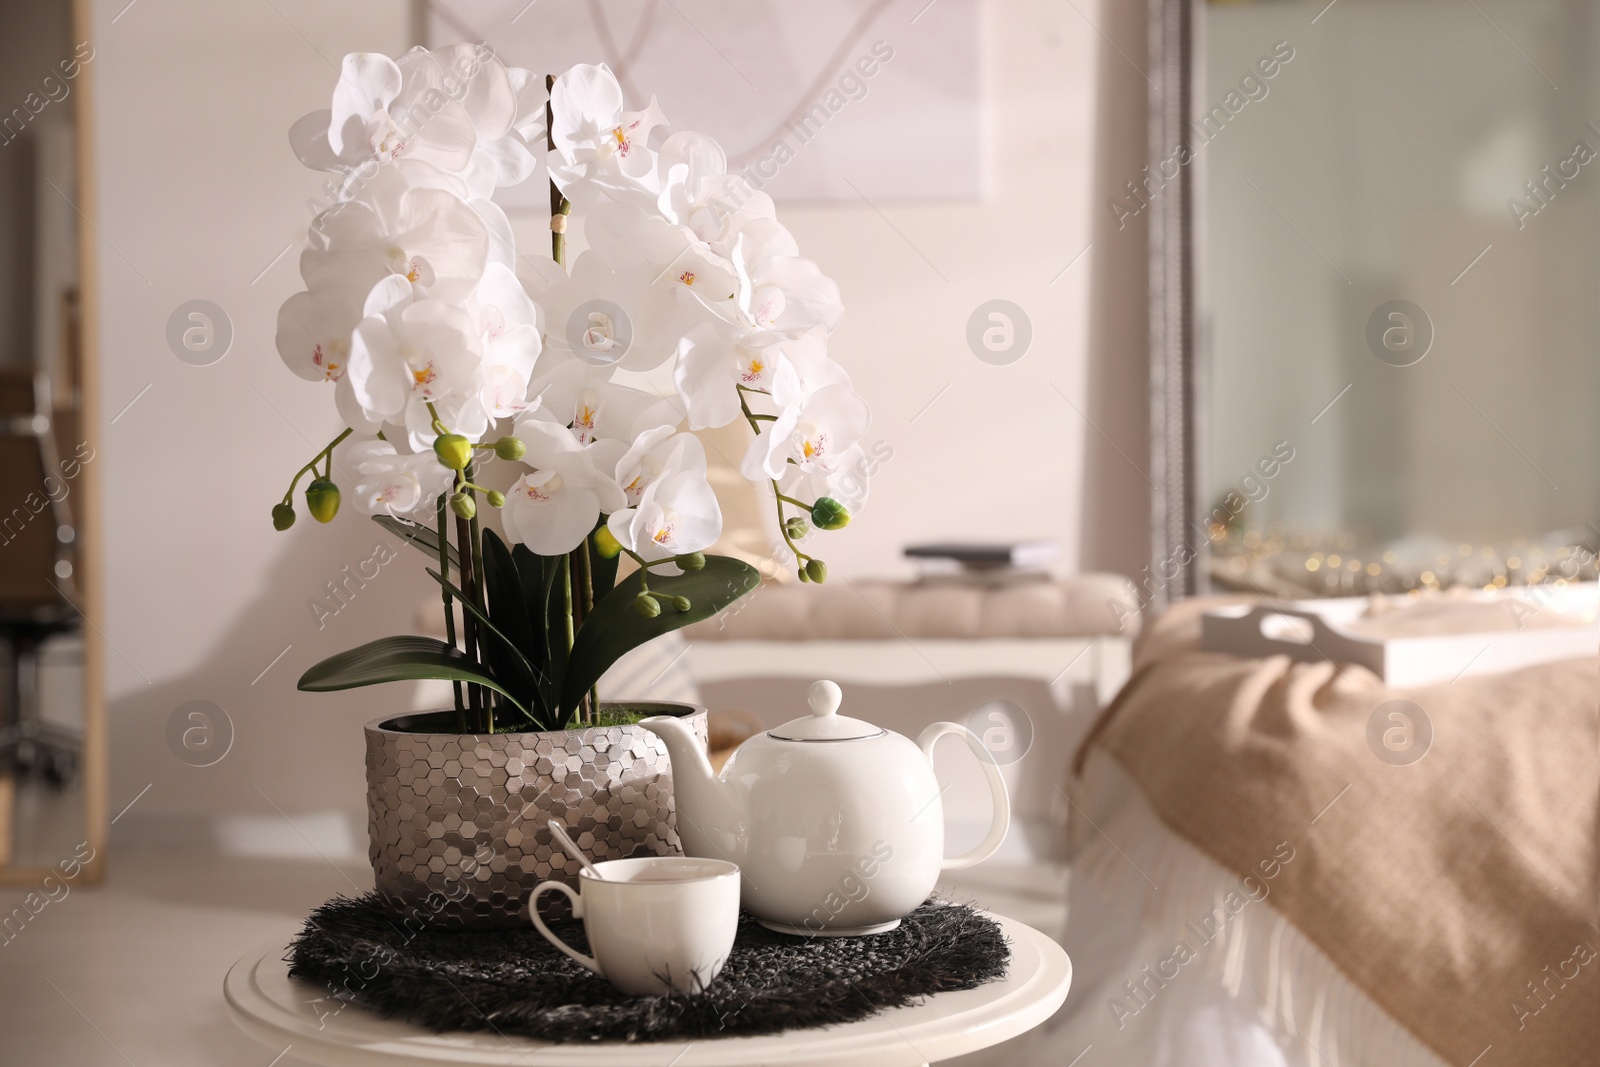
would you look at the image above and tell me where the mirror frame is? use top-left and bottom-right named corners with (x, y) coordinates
top-left (0, 0), bottom-right (106, 885)
top-left (1146, 0), bottom-right (1201, 608)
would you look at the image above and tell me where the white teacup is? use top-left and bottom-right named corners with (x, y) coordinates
top-left (528, 856), bottom-right (740, 996)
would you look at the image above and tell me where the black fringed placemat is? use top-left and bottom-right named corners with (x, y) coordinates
top-left (288, 893), bottom-right (1010, 1043)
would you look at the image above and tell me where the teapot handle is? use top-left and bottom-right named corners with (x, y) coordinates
top-left (917, 721), bottom-right (1011, 870)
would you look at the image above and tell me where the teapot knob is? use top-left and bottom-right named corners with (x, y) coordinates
top-left (807, 679), bottom-right (842, 718)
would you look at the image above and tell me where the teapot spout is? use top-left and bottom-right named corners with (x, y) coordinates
top-left (639, 715), bottom-right (738, 861)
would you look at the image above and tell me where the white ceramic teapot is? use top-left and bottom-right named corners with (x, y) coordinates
top-left (640, 680), bottom-right (1009, 936)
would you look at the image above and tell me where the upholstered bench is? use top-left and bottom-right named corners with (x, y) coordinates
top-left (684, 574), bottom-right (1139, 712)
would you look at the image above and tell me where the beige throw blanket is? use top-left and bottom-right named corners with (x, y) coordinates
top-left (1075, 603), bottom-right (1598, 1067)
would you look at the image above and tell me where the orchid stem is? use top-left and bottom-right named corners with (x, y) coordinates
top-left (438, 495), bottom-right (465, 730)
top-left (561, 552), bottom-right (575, 650)
top-left (579, 542), bottom-right (597, 724)
top-left (455, 507), bottom-right (483, 732)
top-left (620, 549), bottom-right (684, 604)
top-left (546, 74), bottom-right (570, 269)
top-left (738, 391), bottom-right (763, 436)
top-left (280, 428), bottom-right (352, 503)
top-left (465, 460), bottom-right (491, 734)
top-left (425, 400), bottom-right (449, 437)
top-left (772, 481), bottom-right (813, 565)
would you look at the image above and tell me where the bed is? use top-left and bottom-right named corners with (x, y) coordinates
top-left (986, 592), bottom-right (1598, 1067)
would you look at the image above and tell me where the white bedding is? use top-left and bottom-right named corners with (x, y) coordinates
top-left (947, 753), bottom-right (1447, 1067)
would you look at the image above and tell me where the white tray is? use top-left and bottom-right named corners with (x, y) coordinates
top-left (1200, 585), bottom-right (1599, 687)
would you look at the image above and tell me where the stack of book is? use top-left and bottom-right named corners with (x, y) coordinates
top-left (903, 541), bottom-right (1059, 582)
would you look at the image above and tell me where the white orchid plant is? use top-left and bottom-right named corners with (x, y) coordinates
top-left (274, 47), bottom-right (870, 733)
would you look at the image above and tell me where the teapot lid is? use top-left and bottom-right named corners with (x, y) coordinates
top-left (769, 680), bottom-right (885, 741)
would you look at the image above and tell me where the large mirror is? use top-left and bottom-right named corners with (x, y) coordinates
top-left (1154, 0), bottom-right (1599, 601)
top-left (0, 0), bottom-right (105, 883)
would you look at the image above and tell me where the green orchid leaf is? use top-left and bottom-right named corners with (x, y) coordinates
top-left (481, 529), bottom-right (541, 671)
top-left (560, 555), bottom-right (760, 715)
top-left (542, 552), bottom-right (570, 699)
top-left (423, 567), bottom-right (543, 716)
top-left (509, 543), bottom-right (567, 709)
top-left (298, 635), bottom-right (532, 721)
top-left (511, 542), bottom-right (545, 614)
top-left (372, 515), bottom-right (459, 570)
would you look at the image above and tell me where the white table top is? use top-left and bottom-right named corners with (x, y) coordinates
top-left (224, 912), bottom-right (1071, 1067)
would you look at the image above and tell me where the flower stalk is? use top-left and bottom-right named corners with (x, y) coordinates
top-left (437, 494), bottom-right (465, 730)
top-left (454, 505), bottom-right (482, 730)
top-left (277, 427), bottom-right (353, 506)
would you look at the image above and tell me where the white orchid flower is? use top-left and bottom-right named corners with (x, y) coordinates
top-left (523, 359), bottom-right (678, 447)
top-left (524, 246), bottom-right (687, 372)
top-left (425, 46), bottom-right (546, 195)
top-left (295, 49), bottom-right (544, 203)
top-left (446, 263), bottom-right (543, 438)
top-left (275, 288), bottom-right (361, 384)
top-left (302, 187), bottom-right (488, 304)
top-left (274, 285), bottom-right (395, 447)
top-left (613, 427), bottom-right (707, 507)
top-left (655, 132), bottom-right (725, 215)
top-left (547, 63), bottom-right (668, 207)
top-left (675, 180), bottom-right (779, 264)
top-left (655, 136), bottom-right (787, 271)
top-left (607, 464), bottom-right (723, 563)
top-left (673, 325), bottom-right (825, 431)
top-left (288, 51), bottom-right (477, 180)
top-left (728, 221), bottom-right (844, 335)
top-left (742, 370), bottom-right (871, 482)
top-left (424, 46), bottom-right (514, 138)
top-left (460, 49), bottom-right (548, 189)
top-left (273, 54), bottom-right (860, 579)
top-left (778, 440), bottom-right (871, 517)
top-left (344, 437), bottom-right (455, 519)
top-left (502, 419), bottom-right (628, 555)
top-left (345, 275), bottom-right (483, 433)
top-left (586, 198), bottom-right (737, 314)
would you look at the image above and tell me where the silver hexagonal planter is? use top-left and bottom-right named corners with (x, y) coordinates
top-left (364, 703), bottom-right (708, 929)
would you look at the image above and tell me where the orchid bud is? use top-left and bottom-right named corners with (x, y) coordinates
top-left (810, 497), bottom-right (850, 530)
top-left (784, 516), bottom-right (809, 538)
top-left (486, 490), bottom-right (506, 508)
top-left (593, 526), bottom-right (622, 559)
top-left (797, 565), bottom-right (811, 583)
top-left (805, 559), bottom-right (828, 584)
top-left (433, 433), bottom-right (472, 471)
top-left (675, 551), bottom-right (706, 571)
top-left (450, 491), bottom-right (476, 520)
top-left (304, 479), bottom-right (340, 524)
top-left (670, 595), bottom-right (692, 612)
top-left (271, 503), bottom-right (296, 531)
top-left (633, 593), bottom-right (661, 618)
top-left (493, 437), bottom-right (526, 461)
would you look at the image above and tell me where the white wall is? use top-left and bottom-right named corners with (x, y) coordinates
top-left (777, 0), bottom-right (1102, 581)
top-left (90, 0), bottom-right (1149, 831)
top-left (92, 0), bottom-right (419, 833)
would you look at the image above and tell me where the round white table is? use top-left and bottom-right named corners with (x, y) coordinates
top-left (224, 913), bottom-right (1070, 1067)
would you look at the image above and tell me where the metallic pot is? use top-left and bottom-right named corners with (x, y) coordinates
top-left (364, 702), bottom-right (707, 929)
